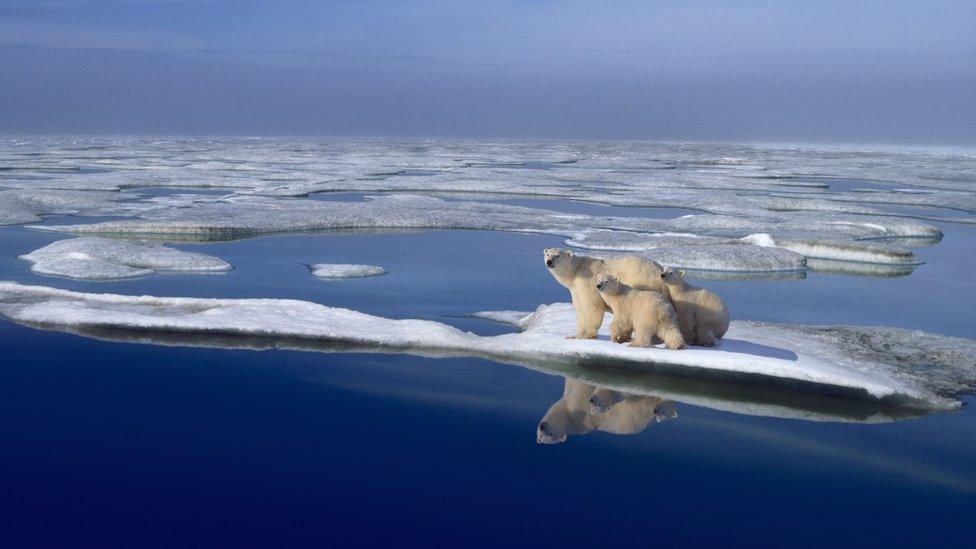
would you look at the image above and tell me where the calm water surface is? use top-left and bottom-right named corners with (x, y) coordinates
top-left (0, 208), bottom-right (974, 546)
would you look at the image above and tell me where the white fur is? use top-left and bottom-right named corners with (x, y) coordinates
top-left (596, 274), bottom-right (685, 349)
top-left (661, 268), bottom-right (730, 347)
top-left (544, 248), bottom-right (664, 339)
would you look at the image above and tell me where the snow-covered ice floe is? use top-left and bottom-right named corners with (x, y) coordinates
top-left (1, 282), bottom-right (973, 419)
top-left (310, 263), bottom-right (386, 279)
top-left (19, 238), bottom-right (231, 280)
top-left (8, 138), bottom-right (968, 276)
top-left (32, 193), bottom-right (937, 275)
top-left (0, 189), bottom-right (124, 226)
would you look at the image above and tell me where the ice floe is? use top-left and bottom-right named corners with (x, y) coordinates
top-left (32, 194), bottom-right (934, 272)
top-left (0, 189), bottom-right (124, 226)
top-left (4, 138), bottom-right (971, 275)
top-left (1, 282), bottom-right (973, 413)
top-left (310, 263), bottom-right (386, 279)
top-left (19, 238), bottom-right (231, 280)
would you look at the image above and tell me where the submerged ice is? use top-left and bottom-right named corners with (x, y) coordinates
top-left (0, 282), bottom-right (973, 414)
top-left (20, 238), bottom-right (231, 280)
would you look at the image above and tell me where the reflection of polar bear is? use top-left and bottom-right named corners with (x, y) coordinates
top-left (536, 379), bottom-right (677, 444)
top-left (543, 248), bottom-right (665, 339)
top-left (661, 268), bottom-right (730, 347)
top-left (589, 387), bottom-right (677, 422)
top-left (596, 274), bottom-right (684, 349)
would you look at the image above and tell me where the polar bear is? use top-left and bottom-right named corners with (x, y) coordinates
top-left (543, 248), bottom-right (665, 339)
top-left (536, 379), bottom-right (675, 444)
top-left (596, 274), bottom-right (685, 349)
top-left (588, 387), bottom-right (678, 423)
top-left (660, 267), bottom-right (730, 347)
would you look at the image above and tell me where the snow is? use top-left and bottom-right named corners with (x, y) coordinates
top-left (19, 238), bottom-right (231, 280)
top-left (778, 239), bottom-right (919, 265)
top-left (641, 245), bottom-right (806, 273)
top-left (0, 189), bottom-right (123, 226)
top-left (4, 138), bottom-right (969, 275)
top-left (1, 281), bottom-right (973, 412)
top-left (310, 263), bottom-right (386, 279)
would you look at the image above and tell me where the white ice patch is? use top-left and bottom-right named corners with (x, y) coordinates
top-left (3, 138), bottom-right (966, 275)
top-left (0, 282), bottom-right (972, 411)
top-left (310, 263), bottom-right (386, 279)
top-left (19, 238), bottom-right (231, 280)
top-left (778, 240), bottom-right (919, 265)
top-left (641, 245), bottom-right (806, 273)
top-left (0, 189), bottom-right (123, 226)
top-left (566, 231), bottom-right (805, 273)
top-left (739, 233), bottom-right (777, 247)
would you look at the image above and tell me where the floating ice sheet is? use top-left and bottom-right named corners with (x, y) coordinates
top-left (0, 282), bottom-right (972, 412)
top-left (4, 138), bottom-right (969, 275)
top-left (0, 189), bottom-right (123, 226)
top-left (33, 195), bottom-right (934, 270)
top-left (310, 263), bottom-right (386, 279)
top-left (19, 238), bottom-right (231, 280)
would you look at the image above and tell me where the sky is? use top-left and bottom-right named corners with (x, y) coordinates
top-left (0, 0), bottom-right (974, 143)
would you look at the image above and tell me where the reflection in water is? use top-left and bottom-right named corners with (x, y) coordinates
top-left (10, 321), bottom-right (936, 426)
top-left (683, 269), bottom-right (807, 282)
top-left (537, 379), bottom-right (677, 444)
top-left (805, 258), bottom-right (918, 278)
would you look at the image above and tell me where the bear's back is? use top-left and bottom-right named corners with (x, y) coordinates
top-left (605, 256), bottom-right (665, 293)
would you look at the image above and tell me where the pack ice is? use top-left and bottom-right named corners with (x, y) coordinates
top-left (1, 282), bottom-right (972, 415)
top-left (6, 138), bottom-right (968, 275)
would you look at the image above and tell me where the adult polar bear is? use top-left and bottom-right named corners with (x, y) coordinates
top-left (543, 248), bottom-right (665, 339)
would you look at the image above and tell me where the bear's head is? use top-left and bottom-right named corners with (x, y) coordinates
top-left (543, 247), bottom-right (574, 271)
top-left (588, 387), bottom-right (625, 414)
top-left (661, 267), bottom-right (686, 286)
top-left (537, 408), bottom-right (570, 444)
top-left (595, 273), bottom-right (624, 295)
top-left (537, 397), bottom-right (592, 444)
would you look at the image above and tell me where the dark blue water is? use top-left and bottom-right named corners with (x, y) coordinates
top-left (1, 216), bottom-right (975, 545)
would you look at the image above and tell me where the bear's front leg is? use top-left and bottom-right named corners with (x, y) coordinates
top-left (609, 318), bottom-right (632, 343)
top-left (569, 291), bottom-right (604, 339)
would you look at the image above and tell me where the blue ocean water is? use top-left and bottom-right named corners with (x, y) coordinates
top-left (0, 204), bottom-right (975, 545)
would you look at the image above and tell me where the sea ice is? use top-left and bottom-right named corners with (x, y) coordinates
top-left (0, 189), bottom-right (123, 226)
top-left (4, 138), bottom-right (969, 275)
top-left (1, 282), bottom-right (972, 412)
top-left (19, 238), bottom-right (231, 280)
top-left (310, 263), bottom-right (387, 279)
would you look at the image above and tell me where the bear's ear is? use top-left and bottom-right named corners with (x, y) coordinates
top-left (566, 250), bottom-right (573, 257)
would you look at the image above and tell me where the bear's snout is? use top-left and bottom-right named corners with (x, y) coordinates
top-left (546, 259), bottom-right (554, 267)
top-left (660, 273), bottom-right (666, 279)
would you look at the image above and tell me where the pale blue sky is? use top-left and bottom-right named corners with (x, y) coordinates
top-left (1, 0), bottom-right (973, 143)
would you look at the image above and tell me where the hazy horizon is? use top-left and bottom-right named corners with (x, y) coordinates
top-left (2, 1), bottom-right (974, 145)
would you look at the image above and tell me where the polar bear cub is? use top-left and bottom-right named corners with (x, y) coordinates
top-left (596, 274), bottom-right (685, 349)
top-left (660, 267), bottom-right (730, 347)
top-left (543, 248), bottom-right (665, 339)
top-left (588, 388), bottom-right (678, 423)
